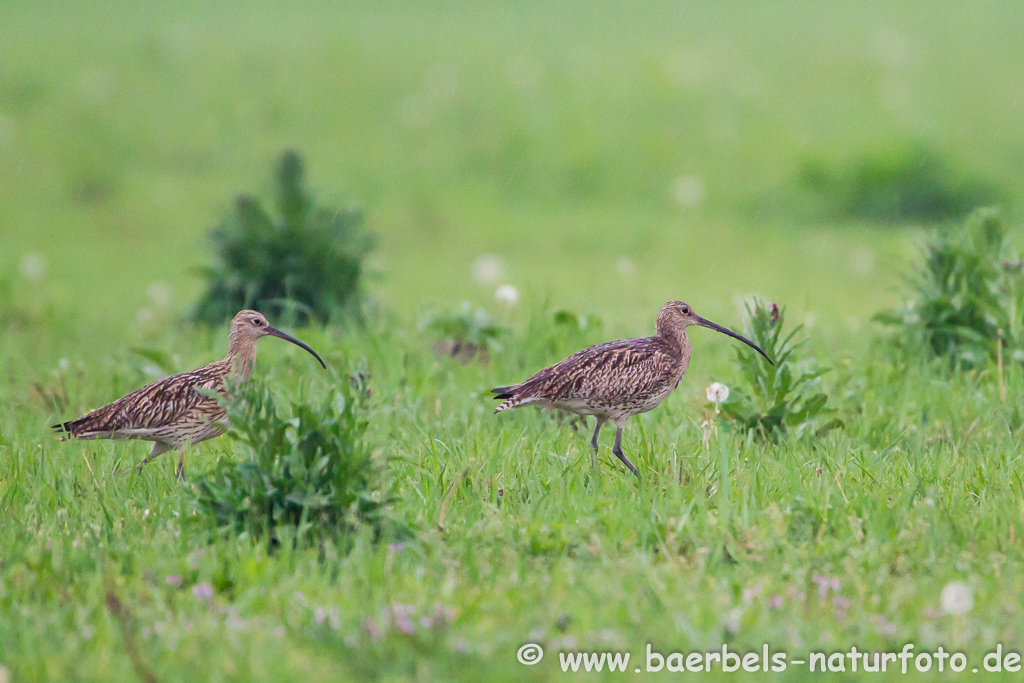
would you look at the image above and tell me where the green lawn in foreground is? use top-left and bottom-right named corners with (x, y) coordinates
top-left (3, 311), bottom-right (1024, 682)
top-left (4, 0), bottom-right (1024, 680)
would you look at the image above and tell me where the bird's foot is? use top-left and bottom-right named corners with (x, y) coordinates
top-left (613, 448), bottom-right (640, 478)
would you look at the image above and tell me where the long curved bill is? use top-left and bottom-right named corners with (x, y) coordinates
top-left (267, 326), bottom-right (328, 369)
top-left (695, 316), bottom-right (774, 365)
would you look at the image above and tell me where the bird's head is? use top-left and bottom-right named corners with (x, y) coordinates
top-left (657, 301), bottom-right (773, 365)
top-left (229, 310), bottom-right (327, 368)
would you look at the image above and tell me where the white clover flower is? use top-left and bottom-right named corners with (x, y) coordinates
top-left (940, 581), bottom-right (973, 615)
top-left (472, 254), bottom-right (503, 284)
top-left (706, 382), bottom-right (730, 404)
top-left (722, 606), bottom-right (742, 634)
top-left (495, 284), bottom-right (519, 307)
top-left (21, 253), bottom-right (46, 281)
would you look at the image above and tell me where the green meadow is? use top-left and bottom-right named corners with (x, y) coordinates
top-left (4, 1), bottom-right (1024, 680)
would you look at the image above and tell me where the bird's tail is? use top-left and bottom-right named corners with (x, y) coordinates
top-left (491, 386), bottom-right (522, 413)
top-left (491, 386), bottom-right (514, 400)
top-left (51, 420), bottom-right (77, 440)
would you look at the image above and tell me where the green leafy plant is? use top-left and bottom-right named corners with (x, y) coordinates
top-left (718, 302), bottom-right (841, 439)
top-left (420, 304), bottom-right (508, 364)
top-left (876, 207), bottom-right (1023, 367)
top-left (189, 372), bottom-right (382, 547)
top-left (544, 308), bottom-right (603, 353)
top-left (191, 150), bottom-right (373, 325)
top-left (799, 140), bottom-right (1000, 222)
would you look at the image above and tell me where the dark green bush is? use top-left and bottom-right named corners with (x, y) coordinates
top-left (189, 372), bottom-right (383, 547)
top-left (876, 207), bottom-right (1023, 366)
top-left (798, 140), bottom-right (1000, 222)
top-left (718, 302), bottom-right (841, 440)
top-left (192, 150), bottom-right (373, 325)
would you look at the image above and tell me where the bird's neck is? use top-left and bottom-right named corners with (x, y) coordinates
top-left (226, 333), bottom-right (257, 379)
top-left (656, 320), bottom-right (690, 358)
top-left (658, 326), bottom-right (691, 381)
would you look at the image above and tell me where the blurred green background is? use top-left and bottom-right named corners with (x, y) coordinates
top-left (6, 0), bottom-right (1022, 333)
top-left (7, 4), bottom-right (1024, 680)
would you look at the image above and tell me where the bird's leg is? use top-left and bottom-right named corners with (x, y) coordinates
top-left (175, 447), bottom-right (187, 481)
top-left (138, 441), bottom-right (172, 473)
top-left (612, 426), bottom-right (639, 477)
top-left (590, 418), bottom-right (605, 477)
top-left (590, 418), bottom-right (604, 453)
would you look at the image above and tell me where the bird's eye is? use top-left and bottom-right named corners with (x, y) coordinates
top-left (681, 306), bottom-right (690, 315)
top-left (252, 318), bottom-right (263, 326)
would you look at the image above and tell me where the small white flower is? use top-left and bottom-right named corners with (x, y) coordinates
top-left (706, 382), bottom-right (730, 404)
top-left (672, 175), bottom-right (706, 209)
top-left (940, 581), bottom-right (973, 615)
top-left (722, 606), bottom-right (742, 634)
top-left (495, 284), bottom-right (519, 306)
top-left (848, 246), bottom-right (876, 277)
top-left (21, 253), bottom-right (46, 281)
top-left (472, 254), bottom-right (503, 284)
top-left (147, 282), bottom-right (173, 308)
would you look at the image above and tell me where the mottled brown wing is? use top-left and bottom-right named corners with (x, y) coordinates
top-left (54, 361), bottom-right (229, 437)
top-left (518, 337), bottom-right (679, 402)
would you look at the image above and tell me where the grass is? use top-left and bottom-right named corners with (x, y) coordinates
top-left (4, 305), bottom-right (1024, 681)
top-left (4, 0), bottom-right (1024, 680)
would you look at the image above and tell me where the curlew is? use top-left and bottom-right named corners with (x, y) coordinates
top-left (53, 310), bottom-right (326, 477)
top-left (491, 301), bottom-right (772, 476)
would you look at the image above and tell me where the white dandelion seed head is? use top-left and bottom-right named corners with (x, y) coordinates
top-left (21, 253), bottom-right (46, 281)
top-left (849, 246), bottom-right (876, 277)
top-left (940, 581), bottom-right (973, 615)
top-left (495, 284), bottom-right (519, 307)
top-left (672, 175), bottom-right (706, 209)
top-left (706, 382), bottom-right (730, 404)
top-left (472, 254), bottom-right (503, 284)
top-left (147, 282), bottom-right (173, 308)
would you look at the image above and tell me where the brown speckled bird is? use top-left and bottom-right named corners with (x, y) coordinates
top-left (53, 310), bottom-right (326, 477)
top-left (492, 301), bottom-right (772, 476)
